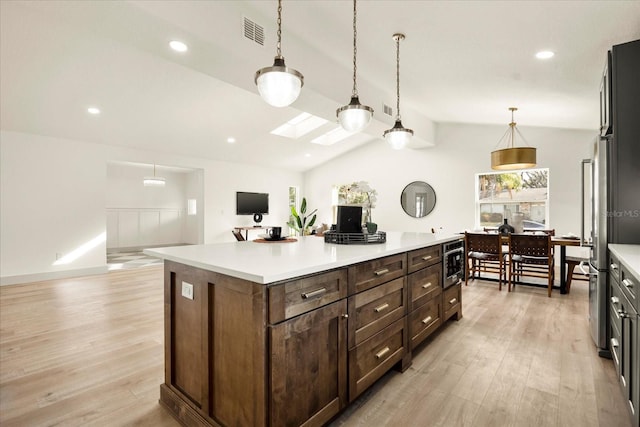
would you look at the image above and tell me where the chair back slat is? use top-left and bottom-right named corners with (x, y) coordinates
top-left (465, 232), bottom-right (502, 255)
top-left (509, 234), bottom-right (551, 257)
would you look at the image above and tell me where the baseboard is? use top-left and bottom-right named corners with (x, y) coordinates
top-left (107, 243), bottom-right (190, 253)
top-left (0, 266), bottom-right (108, 286)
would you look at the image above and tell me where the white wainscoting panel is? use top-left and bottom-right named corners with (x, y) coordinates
top-left (107, 208), bottom-right (183, 249)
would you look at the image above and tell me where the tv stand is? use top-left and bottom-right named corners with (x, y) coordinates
top-left (234, 226), bottom-right (275, 241)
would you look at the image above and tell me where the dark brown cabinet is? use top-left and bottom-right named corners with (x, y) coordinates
top-left (160, 240), bottom-right (462, 427)
top-left (270, 299), bottom-right (348, 427)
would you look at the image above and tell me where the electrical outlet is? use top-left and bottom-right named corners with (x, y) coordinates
top-left (181, 282), bottom-right (194, 300)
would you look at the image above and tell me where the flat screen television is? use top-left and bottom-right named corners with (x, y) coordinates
top-left (236, 192), bottom-right (269, 215)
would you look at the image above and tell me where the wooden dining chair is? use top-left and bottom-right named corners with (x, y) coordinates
top-left (464, 232), bottom-right (506, 290)
top-left (508, 233), bottom-right (554, 297)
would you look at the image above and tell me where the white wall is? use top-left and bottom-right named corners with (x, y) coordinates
top-left (304, 122), bottom-right (596, 240)
top-left (0, 131), bottom-right (108, 282)
top-left (0, 130), bottom-right (303, 284)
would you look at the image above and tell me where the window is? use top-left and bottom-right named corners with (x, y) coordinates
top-left (475, 169), bottom-right (549, 229)
top-left (288, 186), bottom-right (298, 234)
top-left (187, 199), bottom-right (197, 216)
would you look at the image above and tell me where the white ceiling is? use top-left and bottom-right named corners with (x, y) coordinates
top-left (1, 1), bottom-right (639, 172)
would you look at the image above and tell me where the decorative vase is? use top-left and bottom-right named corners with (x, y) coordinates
top-left (498, 219), bottom-right (515, 235)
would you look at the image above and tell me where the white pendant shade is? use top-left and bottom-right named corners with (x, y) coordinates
top-left (337, 97), bottom-right (373, 132)
top-left (143, 176), bottom-right (166, 187)
top-left (255, 60), bottom-right (303, 107)
top-left (384, 127), bottom-right (412, 150)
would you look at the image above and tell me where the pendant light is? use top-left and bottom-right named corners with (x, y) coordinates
top-left (384, 33), bottom-right (413, 150)
top-left (491, 107), bottom-right (537, 170)
top-left (143, 164), bottom-right (165, 187)
top-left (255, 0), bottom-right (304, 108)
top-left (336, 0), bottom-right (373, 132)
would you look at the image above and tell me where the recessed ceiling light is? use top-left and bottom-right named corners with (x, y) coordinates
top-left (304, 153), bottom-right (311, 158)
top-left (87, 107), bottom-right (100, 115)
top-left (535, 51), bottom-right (554, 59)
top-left (227, 137), bottom-right (236, 144)
top-left (169, 40), bottom-right (188, 52)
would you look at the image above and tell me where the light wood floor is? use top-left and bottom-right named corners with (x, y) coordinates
top-left (0, 267), bottom-right (632, 427)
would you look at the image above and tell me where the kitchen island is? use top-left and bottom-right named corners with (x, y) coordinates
top-left (146, 232), bottom-right (463, 427)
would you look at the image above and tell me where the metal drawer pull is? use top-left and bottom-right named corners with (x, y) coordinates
top-left (374, 268), bottom-right (389, 276)
top-left (301, 288), bottom-right (326, 299)
top-left (374, 303), bottom-right (389, 313)
top-left (610, 263), bottom-right (619, 271)
top-left (422, 282), bottom-right (433, 289)
top-left (449, 298), bottom-right (457, 305)
top-left (611, 296), bottom-right (619, 305)
top-left (421, 255), bottom-right (433, 261)
top-left (611, 338), bottom-right (619, 348)
top-left (622, 278), bottom-right (634, 289)
top-left (421, 315), bottom-right (433, 325)
top-left (375, 347), bottom-right (390, 359)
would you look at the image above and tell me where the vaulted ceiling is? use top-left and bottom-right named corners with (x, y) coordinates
top-left (2, 1), bottom-right (639, 171)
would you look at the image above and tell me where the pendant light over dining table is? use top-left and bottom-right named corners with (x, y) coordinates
top-left (491, 107), bottom-right (537, 170)
top-left (255, 0), bottom-right (304, 107)
top-left (336, 0), bottom-right (373, 132)
top-left (384, 33), bottom-right (413, 150)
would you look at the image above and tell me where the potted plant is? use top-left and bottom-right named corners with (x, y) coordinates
top-left (288, 197), bottom-right (317, 236)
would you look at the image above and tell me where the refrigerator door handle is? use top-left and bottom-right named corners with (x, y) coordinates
top-left (581, 159), bottom-right (593, 247)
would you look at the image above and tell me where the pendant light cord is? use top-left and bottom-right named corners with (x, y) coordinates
top-left (493, 107), bottom-right (532, 149)
top-left (351, 0), bottom-right (358, 97)
top-left (276, 0), bottom-right (283, 59)
top-left (395, 35), bottom-right (401, 120)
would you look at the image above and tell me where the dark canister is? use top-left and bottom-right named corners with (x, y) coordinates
top-left (498, 219), bottom-right (515, 235)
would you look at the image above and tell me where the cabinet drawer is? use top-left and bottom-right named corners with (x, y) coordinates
top-left (409, 297), bottom-right (442, 350)
top-left (610, 253), bottom-right (621, 284)
top-left (348, 277), bottom-right (406, 349)
top-left (348, 317), bottom-right (406, 401)
top-left (348, 253), bottom-right (407, 295)
top-left (269, 269), bottom-right (348, 323)
top-left (619, 264), bottom-right (638, 312)
top-left (408, 263), bottom-right (442, 310)
top-left (443, 283), bottom-right (462, 321)
top-left (407, 245), bottom-right (442, 273)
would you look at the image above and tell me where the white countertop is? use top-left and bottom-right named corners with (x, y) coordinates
top-left (145, 232), bottom-right (460, 284)
top-left (609, 243), bottom-right (640, 279)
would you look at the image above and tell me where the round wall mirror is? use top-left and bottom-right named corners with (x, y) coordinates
top-left (400, 181), bottom-right (436, 218)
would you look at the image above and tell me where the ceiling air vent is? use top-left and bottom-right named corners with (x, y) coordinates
top-left (243, 16), bottom-right (265, 46)
top-left (383, 103), bottom-right (393, 117)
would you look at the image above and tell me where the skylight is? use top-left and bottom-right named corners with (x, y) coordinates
top-left (271, 113), bottom-right (328, 139)
top-left (311, 126), bottom-right (356, 146)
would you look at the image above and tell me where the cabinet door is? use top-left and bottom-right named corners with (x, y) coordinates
top-left (270, 300), bottom-right (348, 427)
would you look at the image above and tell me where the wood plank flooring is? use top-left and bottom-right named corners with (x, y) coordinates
top-left (0, 268), bottom-right (632, 427)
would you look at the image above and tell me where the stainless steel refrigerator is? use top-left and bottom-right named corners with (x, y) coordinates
top-left (584, 137), bottom-right (611, 357)
top-left (584, 39), bottom-right (640, 358)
